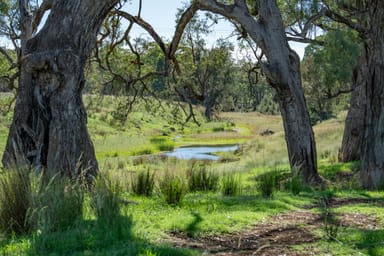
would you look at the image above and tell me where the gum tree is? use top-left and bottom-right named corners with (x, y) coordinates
top-left (193, 0), bottom-right (322, 183)
top-left (2, 0), bottom-right (118, 181)
top-left (318, 0), bottom-right (384, 188)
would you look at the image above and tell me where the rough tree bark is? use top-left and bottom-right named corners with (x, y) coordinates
top-left (196, 0), bottom-right (322, 183)
top-left (360, 1), bottom-right (384, 189)
top-left (338, 55), bottom-right (367, 162)
top-left (2, 0), bottom-right (117, 181)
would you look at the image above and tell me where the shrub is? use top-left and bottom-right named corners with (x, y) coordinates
top-left (131, 169), bottom-right (155, 196)
top-left (159, 173), bottom-right (187, 205)
top-left (0, 168), bottom-right (32, 235)
top-left (221, 174), bottom-right (241, 196)
top-left (187, 164), bottom-right (219, 192)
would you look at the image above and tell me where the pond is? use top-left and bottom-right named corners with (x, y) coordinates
top-left (164, 145), bottom-right (239, 161)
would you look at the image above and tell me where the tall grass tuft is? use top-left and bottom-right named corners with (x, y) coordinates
top-left (221, 174), bottom-right (241, 196)
top-left (187, 163), bottom-right (219, 192)
top-left (29, 174), bottom-right (84, 233)
top-left (318, 192), bottom-right (341, 241)
top-left (159, 172), bottom-right (187, 205)
top-left (89, 174), bottom-right (133, 247)
top-left (287, 169), bottom-right (304, 195)
top-left (90, 174), bottom-right (121, 224)
top-left (257, 170), bottom-right (279, 198)
top-left (0, 168), bottom-right (32, 235)
top-left (131, 169), bottom-right (155, 196)
top-left (150, 137), bottom-right (174, 151)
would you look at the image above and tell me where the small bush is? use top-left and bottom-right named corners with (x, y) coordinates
top-left (0, 168), bottom-right (32, 235)
top-left (159, 173), bottom-right (187, 205)
top-left (187, 164), bottom-right (219, 192)
top-left (221, 174), bottom-right (241, 196)
top-left (131, 169), bottom-right (155, 196)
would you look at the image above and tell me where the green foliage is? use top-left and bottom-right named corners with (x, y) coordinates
top-left (159, 172), bottom-right (187, 205)
top-left (187, 163), bottom-right (219, 192)
top-left (221, 174), bottom-right (241, 196)
top-left (302, 28), bottom-right (361, 123)
top-left (256, 90), bottom-right (280, 115)
top-left (174, 19), bottom-right (237, 119)
top-left (0, 168), bottom-right (31, 235)
top-left (131, 169), bottom-right (155, 196)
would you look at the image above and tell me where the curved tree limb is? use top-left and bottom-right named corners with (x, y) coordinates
top-left (32, 0), bottom-right (55, 34)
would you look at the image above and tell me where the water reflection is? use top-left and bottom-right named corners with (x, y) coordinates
top-left (164, 145), bottom-right (238, 161)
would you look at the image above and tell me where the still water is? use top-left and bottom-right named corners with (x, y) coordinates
top-left (164, 145), bottom-right (238, 161)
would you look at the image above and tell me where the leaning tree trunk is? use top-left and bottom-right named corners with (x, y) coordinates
top-left (2, 0), bottom-right (117, 181)
top-left (360, 1), bottom-right (384, 189)
top-left (197, 0), bottom-right (322, 183)
top-left (338, 54), bottom-right (367, 162)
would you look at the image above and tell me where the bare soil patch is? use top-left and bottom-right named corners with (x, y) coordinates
top-left (166, 198), bottom-right (382, 255)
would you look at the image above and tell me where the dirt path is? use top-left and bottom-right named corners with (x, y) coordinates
top-left (166, 198), bottom-right (381, 255)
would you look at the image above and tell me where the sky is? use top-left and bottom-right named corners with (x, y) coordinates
top-left (0, 0), bottom-right (307, 59)
top-left (125, 0), bottom-right (307, 59)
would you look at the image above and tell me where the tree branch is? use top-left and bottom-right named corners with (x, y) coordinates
top-left (196, 0), bottom-right (264, 47)
top-left (326, 88), bottom-right (353, 99)
top-left (112, 10), bottom-right (168, 55)
top-left (296, 7), bottom-right (327, 38)
top-left (286, 36), bottom-right (324, 46)
top-left (324, 8), bottom-right (366, 35)
top-left (168, 3), bottom-right (199, 59)
top-left (0, 47), bottom-right (16, 67)
top-left (32, 0), bottom-right (55, 34)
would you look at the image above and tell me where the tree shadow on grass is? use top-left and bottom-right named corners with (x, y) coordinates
top-left (25, 214), bottom-right (195, 256)
top-left (214, 194), bottom-right (295, 212)
top-left (340, 228), bottom-right (384, 256)
top-left (185, 212), bottom-right (203, 238)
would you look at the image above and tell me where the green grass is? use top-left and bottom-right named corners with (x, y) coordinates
top-left (2, 95), bottom-right (384, 255)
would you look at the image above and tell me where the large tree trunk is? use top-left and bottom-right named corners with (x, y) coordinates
top-left (360, 1), bottom-right (384, 189)
top-left (2, 0), bottom-right (117, 181)
top-left (197, 0), bottom-right (321, 183)
top-left (338, 55), bottom-right (367, 162)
